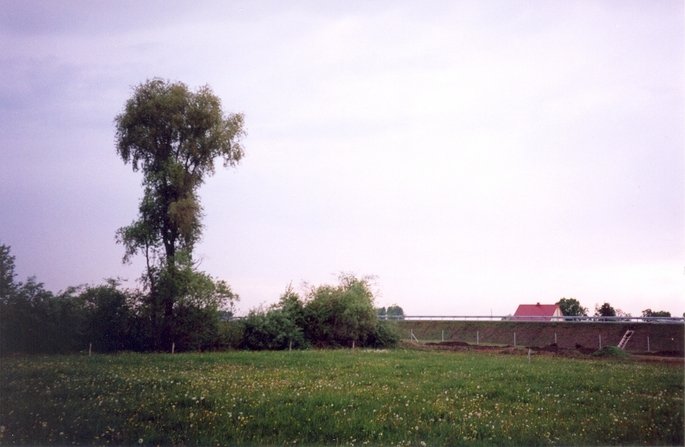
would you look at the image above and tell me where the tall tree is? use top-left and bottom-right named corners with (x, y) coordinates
top-left (115, 78), bottom-right (245, 349)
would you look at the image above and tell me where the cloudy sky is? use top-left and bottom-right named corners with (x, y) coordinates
top-left (1, 1), bottom-right (683, 317)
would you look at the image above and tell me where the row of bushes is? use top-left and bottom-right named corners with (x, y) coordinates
top-left (0, 278), bottom-right (223, 355)
top-left (226, 276), bottom-right (400, 350)
top-left (1, 244), bottom-right (399, 354)
top-left (1, 278), bottom-right (399, 355)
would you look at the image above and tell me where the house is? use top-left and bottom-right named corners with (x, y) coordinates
top-left (512, 303), bottom-right (563, 321)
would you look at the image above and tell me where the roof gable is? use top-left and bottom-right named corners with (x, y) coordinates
top-left (514, 304), bottom-right (560, 317)
top-left (512, 303), bottom-right (563, 321)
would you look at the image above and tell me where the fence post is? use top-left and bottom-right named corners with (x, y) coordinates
top-left (554, 333), bottom-right (557, 345)
top-left (514, 333), bottom-right (516, 348)
top-left (410, 329), bottom-right (419, 343)
top-left (477, 331), bottom-right (479, 345)
top-left (442, 330), bottom-right (444, 342)
top-left (599, 335), bottom-right (602, 349)
top-left (172, 342), bottom-right (175, 354)
top-left (89, 343), bottom-right (92, 356)
top-left (647, 336), bottom-right (650, 352)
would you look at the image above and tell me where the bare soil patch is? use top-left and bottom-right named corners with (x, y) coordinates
top-left (414, 340), bottom-right (685, 364)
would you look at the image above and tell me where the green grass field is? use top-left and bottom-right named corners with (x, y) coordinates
top-left (1, 349), bottom-right (682, 446)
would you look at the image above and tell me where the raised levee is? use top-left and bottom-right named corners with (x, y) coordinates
top-left (396, 320), bottom-right (684, 354)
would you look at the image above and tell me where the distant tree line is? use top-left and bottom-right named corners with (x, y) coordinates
top-left (377, 305), bottom-right (405, 320)
top-left (0, 243), bottom-right (232, 355)
top-left (556, 297), bottom-right (673, 320)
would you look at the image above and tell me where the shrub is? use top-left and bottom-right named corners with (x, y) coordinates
top-left (219, 320), bottom-right (245, 350)
top-left (78, 281), bottom-right (135, 353)
top-left (241, 307), bottom-right (307, 350)
top-left (368, 320), bottom-right (401, 348)
top-left (302, 274), bottom-right (378, 348)
top-left (592, 346), bottom-right (630, 358)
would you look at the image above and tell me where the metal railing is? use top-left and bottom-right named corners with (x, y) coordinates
top-left (379, 315), bottom-right (685, 323)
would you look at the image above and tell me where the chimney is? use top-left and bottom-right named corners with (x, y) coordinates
top-left (536, 302), bottom-right (540, 306)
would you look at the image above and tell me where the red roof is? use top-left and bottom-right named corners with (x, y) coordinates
top-left (512, 303), bottom-right (562, 321)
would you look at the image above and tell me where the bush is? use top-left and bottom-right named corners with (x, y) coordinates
top-left (219, 320), bottom-right (245, 350)
top-left (233, 274), bottom-right (400, 351)
top-left (78, 281), bottom-right (136, 353)
top-left (302, 274), bottom-right (378, 348)
top-left (171, 304), bottom-right (221, 351)
top-left (241, 308), bottom-right (307, 350)
top-left (1, 277), bottom-right (85, 355)
top-left (368, 320), bottom-right (401, 348)
top-left (592, 346), bottom-right (630, 358)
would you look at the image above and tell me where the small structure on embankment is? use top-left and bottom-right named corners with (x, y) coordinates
top-left (512, 303), bottom-right (563, 321)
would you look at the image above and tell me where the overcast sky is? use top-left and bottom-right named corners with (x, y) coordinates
top-left (1, 0), bottom-right (683, 317)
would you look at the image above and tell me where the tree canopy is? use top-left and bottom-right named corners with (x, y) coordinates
top-left (556, 298), bottom-right (588, 317)
top-left (594, 302), bottom-right (616, 317)
top-left (115, 78), bottom-right (245, 266)
top-left (594, 302), bottom-right (631, 319)
top-left (641, 309), bottom-right (671, 318)
top-left (115, 79), bottom-right (245, 350)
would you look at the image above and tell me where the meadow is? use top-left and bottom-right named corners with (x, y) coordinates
top-left (0, 349), bottom-right (682, 446)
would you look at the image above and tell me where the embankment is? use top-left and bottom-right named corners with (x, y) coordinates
top-left (396, 320), bottom-right (684, 354)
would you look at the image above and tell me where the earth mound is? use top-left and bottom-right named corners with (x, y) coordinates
top-left (591, 346), bottom-right (630, 358)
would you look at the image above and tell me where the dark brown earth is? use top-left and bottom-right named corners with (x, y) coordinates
top-left (397, 320), bottom-right (684, 356)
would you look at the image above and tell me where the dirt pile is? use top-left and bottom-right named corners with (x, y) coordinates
top-left (413, 341), bottom-right (685, 363)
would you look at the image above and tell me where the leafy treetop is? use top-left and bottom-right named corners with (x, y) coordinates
top-left (115, 78), bottom-right (246, 266)
top-left (556, 298), bottom-right (588, 317)
top-left (641, 309), bottom-right (671, 318)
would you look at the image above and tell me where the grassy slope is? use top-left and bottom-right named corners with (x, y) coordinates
top-left (1, 350), bottom-right (683, 446)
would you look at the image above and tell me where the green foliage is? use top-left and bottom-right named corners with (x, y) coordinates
top-left (595, 302), bottom-right (616, 317)
top-left (302, 274), bottom-right (379, 348)
top-left (0, 245), bottom-right (86, 355)
top-left (219, 320), bottom-right (245, 350)
top-left (0, 243), bottom-right (231, 355)
top-left (77, 280), bottom-right (135, 353)
top-left (0, 243), bottom-right (17, 301)
top-left (237, 276), bottom-right (399, 350)
top-left (2, 351), bottom-right (682, 445)
top-left (377, 305), bottom-right (404, 320)
top-left (556, 297), bottom-right (588, 317)
top-left (241, 307), bottom-right (308, 351)
top-left (171, 303), bottom-right (221, 351)
top-left (592, 346), bottom-right (630, 358)
top-left (240, 284), bottom-right (309, 351)
top-left (641, 309), bottom-right (671, 318)
top-left (595, 302), bottom-right (631, 320)
top-left (386, 304), bottom-right (405, 320)
top-left (114, 78), bottom-right (245, 351)
top-left (368, 319), bottom-right (401, 348)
